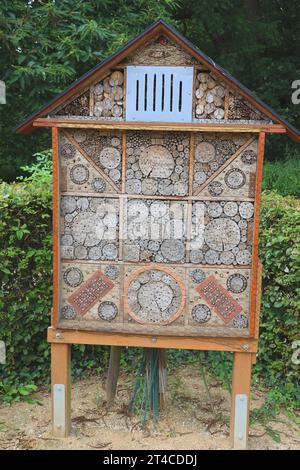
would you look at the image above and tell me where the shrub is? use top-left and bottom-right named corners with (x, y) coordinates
top-left (0, 152), bottom-right (109, 393)
top-left (256, 191), bottom-right (300, 409)
top-left (262, 156), bottom-right (300, 197)
top-left (0, 159), bottom-right (53, 387)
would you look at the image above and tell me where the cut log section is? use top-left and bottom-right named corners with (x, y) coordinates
top-left (194, 72), bottom-right (226, 120)
top-left (92, 70), bottom-right (124, 118)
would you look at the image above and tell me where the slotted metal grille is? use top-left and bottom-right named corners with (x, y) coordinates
top-left (126, 66), bottom-right (193, 122)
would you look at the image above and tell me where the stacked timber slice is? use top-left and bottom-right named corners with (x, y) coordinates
top-left (194, 72), bottom-right (226, 120)
top-left (93, 70), bottom-right (124, 118)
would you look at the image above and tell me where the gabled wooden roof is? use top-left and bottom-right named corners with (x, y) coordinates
top-left (16, 19), bottom-right (300, 141)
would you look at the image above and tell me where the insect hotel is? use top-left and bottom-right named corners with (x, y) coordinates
top-left (17, 20), bottom-right (300, 449)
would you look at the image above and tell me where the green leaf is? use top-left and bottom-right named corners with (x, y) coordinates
top-left (16, 230), bottom-right (23, 240)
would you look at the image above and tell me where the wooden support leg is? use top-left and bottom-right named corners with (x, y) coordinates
top-left (106, 346), bottom-right (122, 404)
top-left (230, 352), bottom-right (252, 450)
top-left (51, 343), bottom-right (71, 437)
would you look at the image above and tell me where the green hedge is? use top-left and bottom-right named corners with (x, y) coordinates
top-left (262, 157), bottom-right (300, 197)
top-left (0, 164), bottom-right (299, 407)
top-left (255, 191), bottom-right (300, 404)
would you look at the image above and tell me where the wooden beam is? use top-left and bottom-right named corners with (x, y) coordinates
top-left (52, 128), bottom-right (60, 328)
top-left (188, 132), bottom-right (195, 195)
top-left (60, 258), bottom-right (252, 269)
top-left (230, 352), bottom-right (252, 449)
top-left (48, 327), bottom-right (258, 352)
top-left (60, 190), bottom-right (255, 202)
top-left (249, 132), bottom-right (265, 336)
top-left (51, 343), bottom-right (71, 437)
top-left (33, 118), bottom-right (286, 134)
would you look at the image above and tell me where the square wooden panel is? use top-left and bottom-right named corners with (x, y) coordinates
top-left (123, 264), bottom-right (186, 326)
top-left (59, 129), bottom-right (122, 192)
top-left (125, 131), bottom-right (190, 196)
top-left (190, 200), bottom-right (254, 266)
top-left (123, 198), bottom-right (188, 263)
top-left (196, 275), bottom-right (242, 323)
top-left (59, 262), bottom-right (122, 327)
top-left (68, 271), bottom-right (114, 316)
top-left (198, 139), bottom-right (258, 198)
top-left (60, 196), bottom-right (119, 262)
top-left (188, 267), bottom-right (251, 334)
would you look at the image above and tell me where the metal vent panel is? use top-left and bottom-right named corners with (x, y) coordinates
top-left (126, 66), bottom-right (193, 122)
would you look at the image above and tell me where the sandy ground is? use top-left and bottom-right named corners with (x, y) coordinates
top-left (0, 364), bottom-right (299, 450)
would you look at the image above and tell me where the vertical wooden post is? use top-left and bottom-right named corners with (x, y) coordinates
top-left (249, 132), bottom-right (265, 336)
top-left (230, 352), bottom-right (252, 450)
top-left (51, 127), bottom-right (60, 328)
top-left (106, 346), bottom-right (122, 404)
top-left (51, 343), bottom-right (71, 437)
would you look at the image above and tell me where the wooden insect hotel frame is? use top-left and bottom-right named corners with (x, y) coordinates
top-left (17, 20), bottom-right (300, 449)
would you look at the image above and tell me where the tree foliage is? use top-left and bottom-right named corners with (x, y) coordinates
top-left (0, 0), bottom-right (300, 180)
top-left (0, 0), bottom-right (175, 180)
